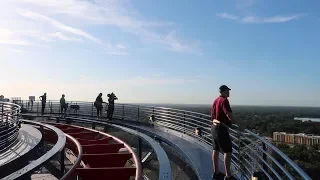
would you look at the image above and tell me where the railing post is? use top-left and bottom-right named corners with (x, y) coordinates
top-left (137, 106), bottom-right (140, 122)
top-left (183, 112), bottom-right (186, 134)
top-left (50, 101), bottom-right (53, 114)
top-left (60, 148), bottom-right (65, 176)
top-left (37, 102), bottom-right (39, 115)
top-left (122, 104), bottom-right (124, 120)
top-left (39, 125), bottom-right (44, 152)
top-left (262, 142), bottom-right (268, 172)
top-left (237, 128), bottom-right (244, 179)
top-left (91, 102), bottom-right (94, 117)
top-left (76, 102), bottom-right (78, 117)
top-left (1, 103), bottom-right (3, 119)
top-left (92, 122), bottom-right (96, 129)
top-left (6, 114), bottom-right (9, 124)
top-left (137, 137), bottom-right (142, 167)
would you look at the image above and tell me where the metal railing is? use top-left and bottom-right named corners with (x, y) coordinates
top-left (61, 133), bottom-right (83, 180)
top-left (0, 102), bottom-right (21, 152)
top-left (3, 119), bottom-right (84, 180)
top-left (3, 120), bottom-right (67, 179)
top-left (0, 102), bottom-right (82, 180)
top-left (57, 117), bottom-right (171, 180)
top-left (18, 100), bottom-right (312, 180)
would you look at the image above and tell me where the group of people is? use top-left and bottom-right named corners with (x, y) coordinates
top-left (38, 85), bottom-right (236, 179)
top-left (38, 92), bottom-right (118, 120)
top-left (94, 92), bottom-right (118, 120)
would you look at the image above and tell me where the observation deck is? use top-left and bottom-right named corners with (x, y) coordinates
top-left (0, 100), bottom-right (312, 180)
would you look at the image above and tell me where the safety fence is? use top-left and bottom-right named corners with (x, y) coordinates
top-left (0, 102), bottom-right (21, 152)
top-left (17, 100), bottom-right (312, 180)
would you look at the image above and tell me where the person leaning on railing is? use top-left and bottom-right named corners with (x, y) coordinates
top-left (60, 94), bottom-right (68, 118)
top-left (94, 93), bottom-right (105, 119)
top-left (39, 93), bottom-right (47, 115)
top-left (211, 85), bottom-right (237, 180)
top-left (107, 92), bottom-right (118, 120)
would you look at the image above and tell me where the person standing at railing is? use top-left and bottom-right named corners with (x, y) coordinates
top-left (211, 85), bottom-right (236, 180)
top-left (60, 94), bottom-right (67, 118)
top-left (94, 93), bottom-right (105, 119)
top-left (107, 92), bottom-right (118, 120)
top-left (39, 93), bottom-right (47, 115)
top-left (30, 99), bottom-right (33, 110)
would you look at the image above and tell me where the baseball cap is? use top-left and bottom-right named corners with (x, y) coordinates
top-left (219, 85), bottom-right (231, 92)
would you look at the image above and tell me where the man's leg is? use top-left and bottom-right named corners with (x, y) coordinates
top-left (98, 107), bottom-right (102, 119)
top-left (224, 152), bottom-right (232, 177)
top-left (63, 107), bottom-right (66, 117)
top-left (212, 150), bottom-right (220, 173)
top-left (211, 125), bottom-right (221, 174)
top-left (106, 107), bottom-right (110, 120)
top-left (60, 106), bottom-right (63, 117)
top-left (41, 104), bottom-right (45, 115)
top-left (96, 108), bottom-right (99, 118)
top-left (110, 106), bottom-right (114, 120)
top-left (219, 127), bottom-right (234, 179)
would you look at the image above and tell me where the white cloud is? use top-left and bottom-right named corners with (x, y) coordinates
top-left (217, 12), bottom-right (301, 23)
top-left (0, 28), bottom-right (33, 46)
top-left (9, 0), bottom-right (199, 54)
top-left (41, 32), bottom-right (82, 42)
top-left (242, 15), bottom-right (300, 23)
top-left (18, 9), bottom-right (104, 44)
top-left (217, 13), bottom-right (239, 21)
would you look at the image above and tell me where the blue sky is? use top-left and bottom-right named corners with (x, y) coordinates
top-left (0, 0), bottom-right (320, 106)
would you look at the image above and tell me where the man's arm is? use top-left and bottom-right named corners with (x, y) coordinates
top-left (222, 100), bottom-right (236, 124)
top-left (226, 112), bottom-right (236, 124)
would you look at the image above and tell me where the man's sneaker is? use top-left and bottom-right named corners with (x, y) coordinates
top-left (212, 172), bottom-right (224, 179)
top-left (224, 175), bottom-right (237, 180)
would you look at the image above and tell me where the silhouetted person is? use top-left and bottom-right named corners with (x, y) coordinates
top-left (94, 93), bottom-right (104, 119)
top-left (39, 93), bottom-right (47, 115)
top-left (31, 99), bottom-right (33, 110)
top-left (60, 94), bottom-right (67, 118)
top-left (107, 92), bottom-right (118, 120)
top-left (211, 85), bottom-right (237, 180)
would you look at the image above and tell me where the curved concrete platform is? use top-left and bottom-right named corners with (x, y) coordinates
top-left (109, 120), bottom-right (218, 180)
top-left (106, 120), bottom-right (238, 179)
top-left (57, 116), bottom-right (231, 180)
top-left (0, 124), bottom-right (42, 178)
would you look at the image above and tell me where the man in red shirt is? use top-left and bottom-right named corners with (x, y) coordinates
top-left (211, 85), bottom-right (236, 180)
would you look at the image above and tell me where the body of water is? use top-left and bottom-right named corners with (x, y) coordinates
top-left (294, 117), bottom-right (320, 122)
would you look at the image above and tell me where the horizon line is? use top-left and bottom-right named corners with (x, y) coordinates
top-left (9, 98), bottom-right (320, 108)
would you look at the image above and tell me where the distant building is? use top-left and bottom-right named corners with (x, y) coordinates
top-left (273, 132), bottom-right (320, 145)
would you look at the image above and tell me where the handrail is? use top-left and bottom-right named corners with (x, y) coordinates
top-left (59, 118), bottom-right (171, 180)
top-left (244, 129), bottom-right (311, 180)
top-left (109, 124), bottom-right (171, 180)
top-left (3, 120), bottom-right (66, 180)
top-left (61, 134), bottom-right (83, 180)
top-left (18, 99), bottom-right (312, 180)
top-left (54, 123), bottom-right (143, 180)
top-left (0, 102), bottom-right (21, 152)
